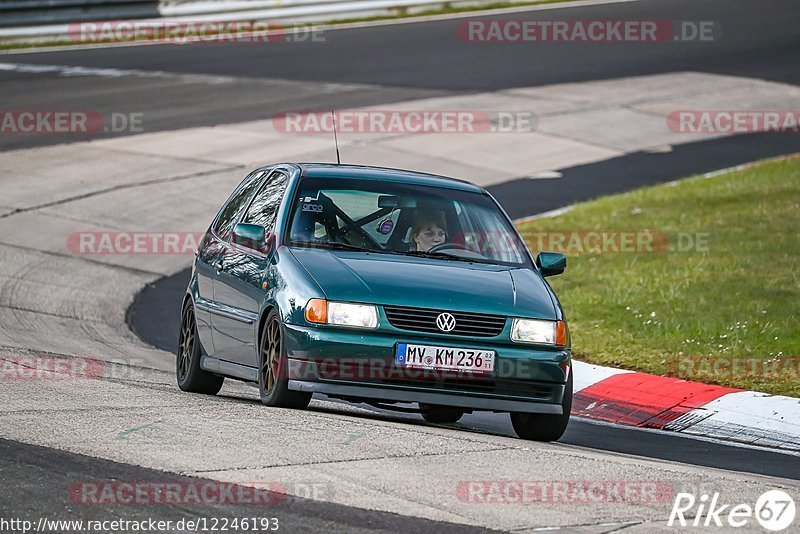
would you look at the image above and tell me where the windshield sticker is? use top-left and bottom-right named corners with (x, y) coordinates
top-left (302, 203), bottom-right (323, 213)
top-left (377, 219), bottom-right (394, 235)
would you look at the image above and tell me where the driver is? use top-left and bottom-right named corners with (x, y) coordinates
top-left (410, 210), bottom-right (447, 252)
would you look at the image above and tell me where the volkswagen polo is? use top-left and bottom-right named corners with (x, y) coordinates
top-left (177, 163), bottom-right (572, 441)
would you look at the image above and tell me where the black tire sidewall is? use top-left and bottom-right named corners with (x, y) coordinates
top-left (420, 405), bottom-right (464, 424)
top-left (511, 372), bottom-right (573, 441)
top-left (177, 303), bottom-right (200, 388)
top-left (177, 302), bottom-right (223, 394)
top-left (259, 310), bottom-right (287, 404)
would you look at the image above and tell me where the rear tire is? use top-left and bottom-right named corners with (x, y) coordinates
top-left (259, 310), bottom-right (312, 409)
top-left (510, 373), bottom-right (572, 442)
top-left (177, 302), bottom-right (224, 395)
top-left (420, 405), bottom-right (464, 424)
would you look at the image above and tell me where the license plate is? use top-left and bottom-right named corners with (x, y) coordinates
top-left (395, 343), bottom-right (495, 373)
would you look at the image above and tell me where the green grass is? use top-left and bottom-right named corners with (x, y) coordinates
top-left (516, 156), bottom-right (800, 396)
top-left (0, 0), bottom-right (573, 51)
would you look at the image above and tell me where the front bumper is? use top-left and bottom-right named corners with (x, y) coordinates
top-left (282, 323), bottom-right (570, 413)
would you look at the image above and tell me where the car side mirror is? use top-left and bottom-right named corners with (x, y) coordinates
top-left (233, 223), bottom-right (269, 252)
top-left (536, 252), bottom-right (566, 277)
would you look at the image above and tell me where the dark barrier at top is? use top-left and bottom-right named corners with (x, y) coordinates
top-left (0, 0), bottom-right (160, 28)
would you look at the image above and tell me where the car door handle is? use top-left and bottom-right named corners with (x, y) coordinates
top-left (212, 257), bottom-right (224, 274)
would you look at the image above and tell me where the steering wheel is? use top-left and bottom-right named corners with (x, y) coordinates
top-left (427, 242), bottom-right (489, 261)
top-left (428, 242), bottom-right (468, 253)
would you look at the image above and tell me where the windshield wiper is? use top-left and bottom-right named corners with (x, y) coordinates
top-left (289, 240), bottom-right (376, 253)
top-left (292, 241), bottom-right (483, 263)
top-left (403, 250), bottom-right (476, 263)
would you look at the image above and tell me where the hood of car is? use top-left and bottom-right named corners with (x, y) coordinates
top-left (289, 248), bottom-right (557, 319)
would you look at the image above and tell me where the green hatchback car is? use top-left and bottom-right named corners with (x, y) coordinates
top-left (178, 163), bottom-right (572, 441)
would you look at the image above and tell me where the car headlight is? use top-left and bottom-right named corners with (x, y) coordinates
top-left (305, 299), bottom-right (378, 329)
top-left (511, 318), bottom-right (568, 346)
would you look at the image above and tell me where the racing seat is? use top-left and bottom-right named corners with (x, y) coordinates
top-left (290, 193), bottom-right (337, 243)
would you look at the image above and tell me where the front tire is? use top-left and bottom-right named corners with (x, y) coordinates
top-left (258, 310), bottom-right (311, 409)
top-left (510, 372), bottom-right (572, 442)
top-left (420, 405), bottom-right (464, 424)
top-left (177, 302), bottom-right (224, 395)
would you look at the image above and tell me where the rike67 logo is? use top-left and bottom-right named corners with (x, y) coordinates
top-left (668, 490), bottom-right (796, 531)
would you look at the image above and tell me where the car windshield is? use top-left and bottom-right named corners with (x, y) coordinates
top-left (286, 176), bottom-right (531, 267)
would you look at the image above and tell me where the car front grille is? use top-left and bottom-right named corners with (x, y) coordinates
top-left (383, 305), bottom-right (506, 337)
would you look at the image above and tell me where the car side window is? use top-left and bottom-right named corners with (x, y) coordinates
top-left (241, 171), bottom-right (290, 232)
top-left (213, 170), bottom-right (265, 240)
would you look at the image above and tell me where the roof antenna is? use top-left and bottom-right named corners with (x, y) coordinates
top-left (331, 110), bottom-right (341, 165)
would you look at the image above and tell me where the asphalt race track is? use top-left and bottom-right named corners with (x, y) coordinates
top-left (2, 0), bottom-right (800, 531)
top-left (0, 438), bottom-right (489, 533)
top-left (1, 0), bottom-right (799, 150)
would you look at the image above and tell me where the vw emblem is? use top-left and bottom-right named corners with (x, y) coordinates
top-left (436, 312), bottom-right (456, 332)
